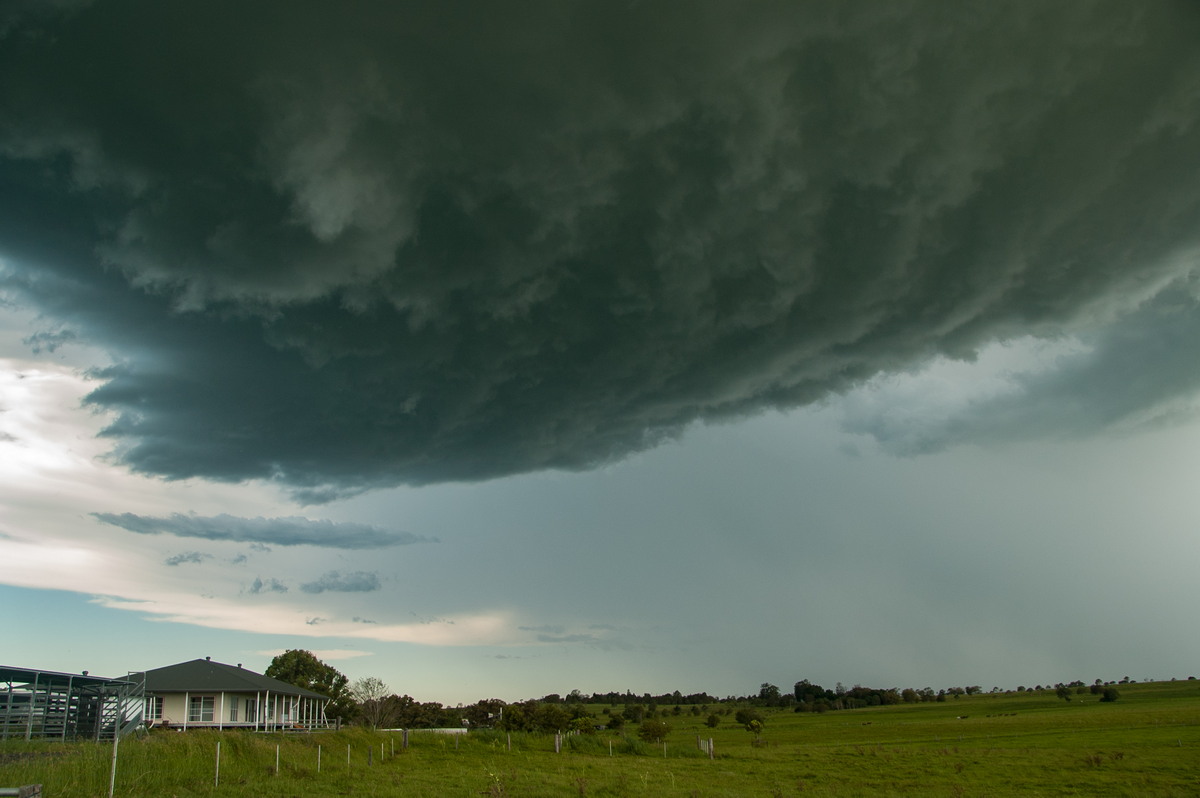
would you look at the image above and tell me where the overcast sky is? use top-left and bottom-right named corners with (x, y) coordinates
top-left (3, 1), bottom-right (1200, 705)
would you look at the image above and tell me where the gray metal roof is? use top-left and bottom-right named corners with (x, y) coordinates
top-left (0, 665), bottom-right (137, 690)
top-left (134, 659), bottom-right (328, 700)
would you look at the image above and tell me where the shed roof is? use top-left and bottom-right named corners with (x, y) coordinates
top-left (135, 659), bottom-right (328, 700)
top-left (0, 665), bottom-right (137, 690)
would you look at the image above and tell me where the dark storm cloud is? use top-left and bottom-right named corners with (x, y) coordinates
top-left (92, 512), bottom-right (433, 548)
top-left (4, 1), bottom-right (1200, 497)
top-left (23, 329), bottom-right (76, 354)
top-left (846, 277), bottom-right (1200, 453)
top-left (299, 571), bottom-right (381, 594)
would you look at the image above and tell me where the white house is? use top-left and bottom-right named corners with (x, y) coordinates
top-left (134, 658), bottom-right (332, 731)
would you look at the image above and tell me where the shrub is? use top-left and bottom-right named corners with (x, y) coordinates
top-left (734, 708), bottom-right (763, 729)
top-left (636, 719), bottom-right (670, 744)
top-left (1100, 687), bottom-right (1120, 703)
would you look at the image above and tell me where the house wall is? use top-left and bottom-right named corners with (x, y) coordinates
top-left (156, 693), bottom-right (260, 725)
top-left (152, 692), bottom-right (323, 728)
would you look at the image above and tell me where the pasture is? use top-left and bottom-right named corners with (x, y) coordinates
top-left (2, 680), bottom-right (1197, 796)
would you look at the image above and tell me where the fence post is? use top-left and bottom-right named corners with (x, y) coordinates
top-left (214, 741), bottom-right (221, 787)
top-left (275, 744), bottom-right (280, 776)
top-left (107, 722), bottom-right (119, 798)
top-left (317, 744), bottom-right (322, 773)
top-left (709, 738), bottom-right (714, 760)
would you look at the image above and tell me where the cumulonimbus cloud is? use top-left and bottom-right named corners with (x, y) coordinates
top-left (92, 512), bottom-right (434, 548)
top-left (3, 1), bottom-right (1200, 498)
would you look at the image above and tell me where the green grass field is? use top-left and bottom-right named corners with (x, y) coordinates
top-left (3, 681), bottom-right (1198, 796)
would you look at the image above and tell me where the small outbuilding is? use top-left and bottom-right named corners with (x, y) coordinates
top-left (134, 658), bottom-right (332, 732)
top-left (1, 665), bottom-right (142, 741)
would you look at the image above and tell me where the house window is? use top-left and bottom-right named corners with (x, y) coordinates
top-left (188, 696), bottom-right (215, 722)
top-left (245, 699), bottom-right (257, 723)
top-left (144, 696), bottom-right (163, 720)
top-left (229, 701), bottom-right (238, 722)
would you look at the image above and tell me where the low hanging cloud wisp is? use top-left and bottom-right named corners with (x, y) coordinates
top-left (3, 2), bottom-right (1200, 498)
top-left (299, 571), bottom-right (382, 595)
top-left (92, 512), bottom-right (434, 549)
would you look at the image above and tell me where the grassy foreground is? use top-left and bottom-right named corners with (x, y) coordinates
top-left (2, 681), bottom-right (1198, 796)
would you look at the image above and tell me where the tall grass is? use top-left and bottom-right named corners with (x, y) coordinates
top-left (2, 681), bottom-right (1197, 796)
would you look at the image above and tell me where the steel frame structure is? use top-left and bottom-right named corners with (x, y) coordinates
top-left (0, 666), bottom-right (143, 742)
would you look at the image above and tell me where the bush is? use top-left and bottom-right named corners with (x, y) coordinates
top-left (734, 710), bottom-right (763, 729)
top-left (705, 713), bottom-right (721, 728)
top-left (734, 708), bottom-right (763, 729)
top-left (636, 719), bottom-right (670, 743)
top-left (1100, 687), bottom-right (1120, 703)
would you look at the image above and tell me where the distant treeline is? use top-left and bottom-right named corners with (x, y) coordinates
top-left (270, 649), bottom-right (1192, 732)
top-left (357, 678), bottom-right (1176, 731)
top-left (369, 682), bottom-right (989, 731)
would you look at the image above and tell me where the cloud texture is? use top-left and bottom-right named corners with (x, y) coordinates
top-left (3, 1), bottom-right (1200, 497)
top-left (300, 571), bottom-right (382, 594)
top-left (92, 512), bottom-right (432, 548)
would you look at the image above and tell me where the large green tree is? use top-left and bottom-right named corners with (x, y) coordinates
top-left (265, 649), bottom-right (355, 722)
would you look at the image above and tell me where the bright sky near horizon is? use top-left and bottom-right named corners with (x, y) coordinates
top-left (3, 1), bottom-right (1200, 705)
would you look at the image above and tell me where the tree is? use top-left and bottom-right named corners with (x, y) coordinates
top-left (758, 683), bottom-right (781, 706)
top-left (1099, 687), bottom-right (1120, 703)
top-left (461, 699), bottom-right (506, 729)
top-left (705, 713), bottom-right (721, 728)
top-left (1055, 685), bottom-right (1072, 702)
top-left (531, 702), bottom-right (572, 733)
top-left (637, 719), bottom-right (670, 743)
top-left (735, 708), bottom-right (764, 730)
top-left (349, 676), bottom-right (394, 729)
top-left (497, 703), bottom-right (528, 732)
top-left (569, 716), bottom-right (596, 735)
top-left (265, 649), bottom-right (354, 722)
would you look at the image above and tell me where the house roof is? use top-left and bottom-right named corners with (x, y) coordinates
top-left (135, 659), bottom-right (328, 700)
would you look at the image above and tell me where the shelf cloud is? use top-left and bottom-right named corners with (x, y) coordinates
top-left (2, 1), bottom-right (1199, 504)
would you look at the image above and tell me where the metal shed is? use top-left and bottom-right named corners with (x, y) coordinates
top-left (0, 666), bottom-right (143, 741)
